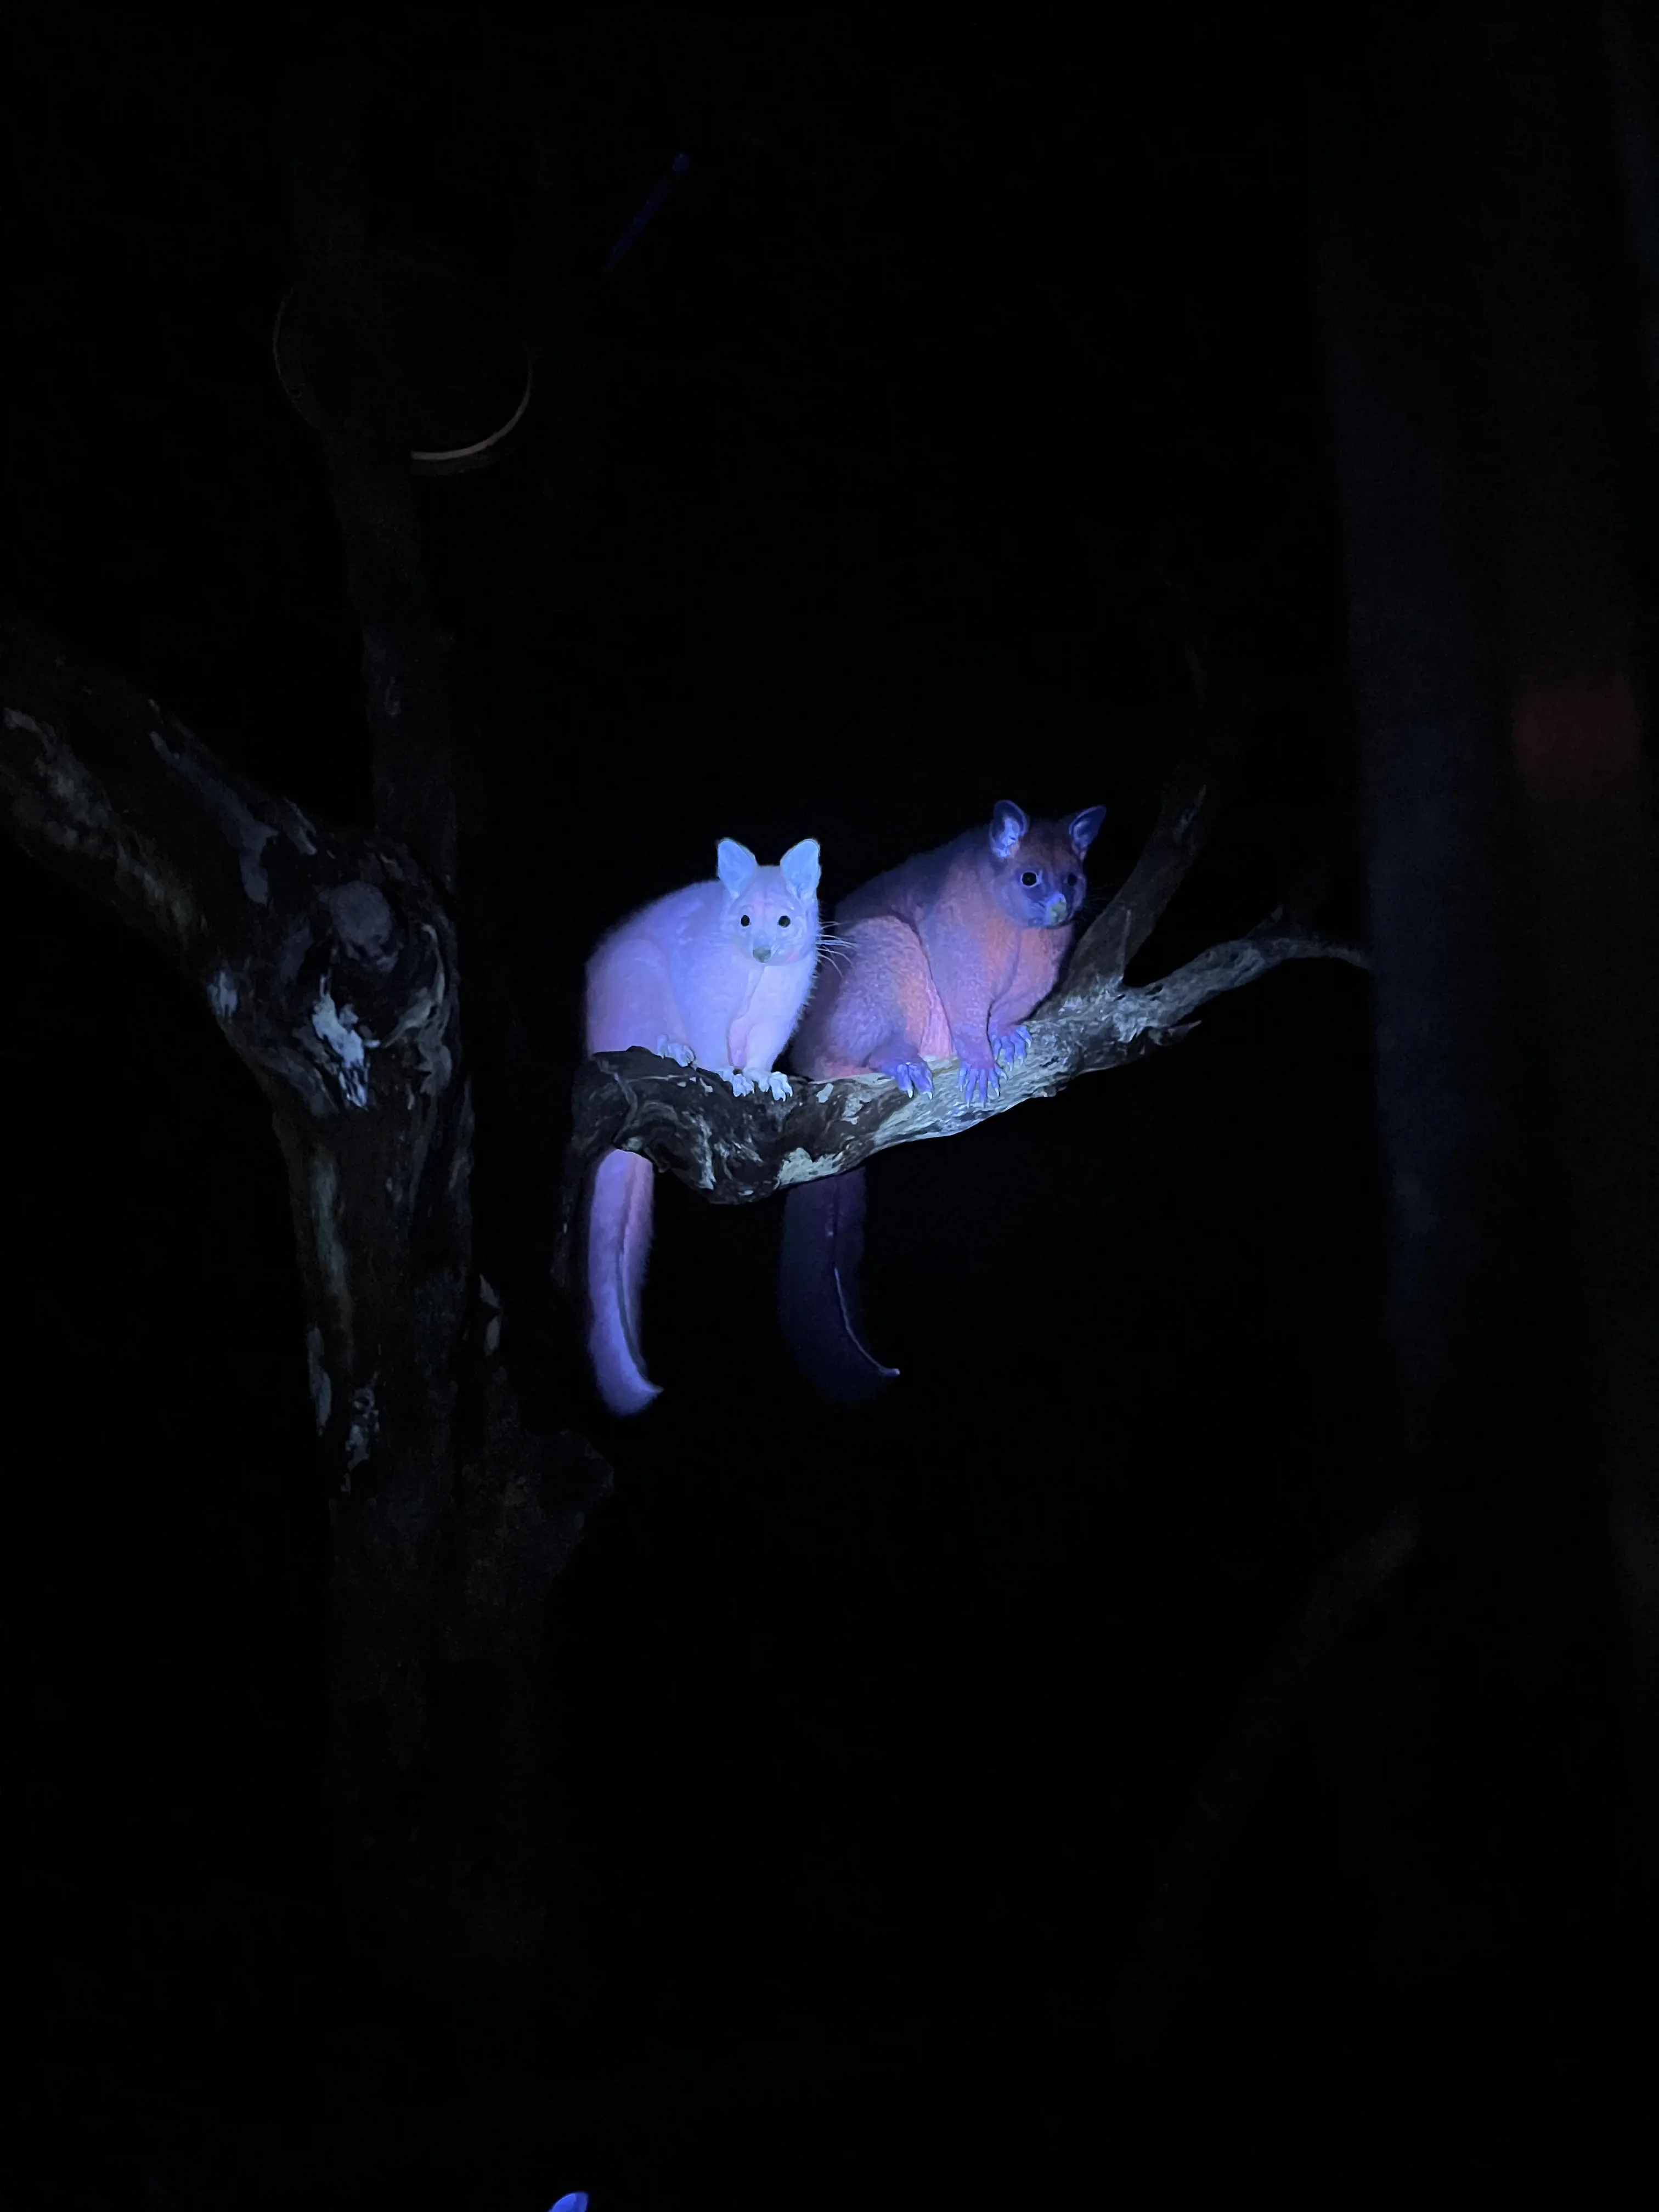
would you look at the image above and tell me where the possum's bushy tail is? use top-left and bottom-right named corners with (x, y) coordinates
top-left (586, 1149), bottom-right (661, 1415)
top-left (778, 1169), bottom-right (899, 1402)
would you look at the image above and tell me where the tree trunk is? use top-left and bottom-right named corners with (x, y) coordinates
top-left (1311, 0), bottom-right (1643, 2075)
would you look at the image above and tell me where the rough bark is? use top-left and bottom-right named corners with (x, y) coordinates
top-left (1, 607), bottom-right (608, 1994)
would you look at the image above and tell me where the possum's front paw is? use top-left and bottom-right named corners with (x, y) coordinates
top-left (873, 1056), bottom-right (933, 1098)
top-left (957, 1058), bottom-right (1001, 1109)
top-left (654, 1037), bottom-right (697, 1067)
top-left (755, 1070), bottom-right (791, 1102)
top-left (719, 1065), bottom-right (757, 1097)
top-left (991, 1024), bottom-right (1030, 1068)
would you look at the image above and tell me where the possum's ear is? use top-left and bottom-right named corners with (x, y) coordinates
top-left (989, 800), bottom-right (1028, 860)
top-left (718, 839), bottom-right (758, 897)
top-left (780, 838), bottom-right (821, 903)
top-left (1069, 805), bottom-right (1106, 856)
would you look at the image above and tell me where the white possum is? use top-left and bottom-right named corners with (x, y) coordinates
top-left (583, 834), bottom-right (822, 1415)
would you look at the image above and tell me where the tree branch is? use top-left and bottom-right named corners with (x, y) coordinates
top-left (283, 20), bottom-right (458, 895)
top-left (2, 606), bottom-right (459, 1468)
top-left (1, 599), bottom-right (614, 1593)
top-left (1065, 752), bottom-right (1224, 990)
top-left (3, 600), bottom-right (611, 1994)
top-left (555, 769), bottom-right (1368, 1280)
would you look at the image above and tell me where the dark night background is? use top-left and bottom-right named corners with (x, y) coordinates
top-left (4, 8), bottom-right (1654, 2208)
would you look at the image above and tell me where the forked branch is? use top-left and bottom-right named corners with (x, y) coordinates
top-left (555, 761), bottom-right (1367, 1278)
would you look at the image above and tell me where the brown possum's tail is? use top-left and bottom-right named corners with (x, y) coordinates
top-left (586, 1148), bottom-right (661, 1415)
top-left (778, 1169), bottom-right (900, 1402)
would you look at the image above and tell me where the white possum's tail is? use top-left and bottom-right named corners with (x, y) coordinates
top-left (585, 1148), bottom-right (661, 1415)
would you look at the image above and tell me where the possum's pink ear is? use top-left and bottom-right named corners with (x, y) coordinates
top-left (1069, 805), bottom-right (1105, 856)
top-left (717, 839), bottom-right (758, 897)
top-left (989, 800), bottom-right (1028, 860)
top-left (780, 838), bottom-right (821, 902)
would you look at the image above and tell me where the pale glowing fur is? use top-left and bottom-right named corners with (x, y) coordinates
top-left (583, 836), bottom-right (821, 1414)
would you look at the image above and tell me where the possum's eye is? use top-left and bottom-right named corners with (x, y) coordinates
top-left (1065, 872), bottom-right (1079, 885)
top-left (1021, 870), bottom-right (1038, 887)
top-left (740, 913), bottom-right (751, 926)
top-left (778, 913), bottom-right (791, 927)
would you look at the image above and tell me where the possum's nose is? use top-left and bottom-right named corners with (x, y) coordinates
top-left (1045, 895), bottom-right (1069, 926)
top-left (753, 944), bottom-right (774, 962)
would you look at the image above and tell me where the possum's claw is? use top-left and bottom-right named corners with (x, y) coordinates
top-left (874, 1057), bottom-right (933, 1098)
top-left (957, 1059), bottom-right (1001, 1109)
